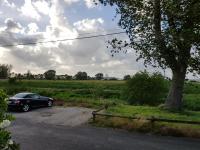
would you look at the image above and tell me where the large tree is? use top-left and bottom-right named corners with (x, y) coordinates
top-left (44, 70), bottom-right (56, 80)
top-left (95, 73), bottom-right (104, 80)
top-left (97, 0), bottom-right (200, 110)
top-left (0, 64), bottom-right (12, 79)
top-left (74, 72), bottom-right (88, 80)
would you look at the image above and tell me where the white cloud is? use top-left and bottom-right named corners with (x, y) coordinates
top-left (19, 0), bottom-right (41, 21)
top-left (74, 18), bottom-right (104, 32)
top-left (32, 0), bottom-right (50, 15)
top-left (101, 60), bottom-right (123, 68)
top-left (84, 0), bottom-right (97, 8)
top-left (27, 23), bottom-right (39, 34)
top-left (3, 0), bottom-right (16, 8)
top-left (63, 0), bottom-right (80, 5)
top-left (42, 0), bottom-right (78, 47)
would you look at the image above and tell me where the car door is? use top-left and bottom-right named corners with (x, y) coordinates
top-left (24, 94), bottom-right (35, 107)
top-left (37, 95), bottom-right (48, 106)
top-left (30, 94), bottom-right (44, 107)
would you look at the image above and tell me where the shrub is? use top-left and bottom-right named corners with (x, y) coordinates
top-left (124, 71), bottom-right (168, 105)
top-left (183, 94), bottom-right (200, 111)
top-left (0, 89), bottom-right (19, 150)
top-left (8, 77), bottom-right (17, 85)
top-left (4, 87), bottom-right (30, 96)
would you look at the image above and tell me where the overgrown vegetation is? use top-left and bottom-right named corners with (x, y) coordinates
top-left (93, 116), bottom-right (200, 138)
top-left (0, 89), bottom-right (19, 150)
top-left (123, 71), bottom-right (168, 105)
top-left (106, 105), bottom-right (200, 122)
top-left (0, 79), bottom-right (199, 111)
top-left (1, 78), bottom-right (199, 137)
top-left (92, 105), bottom-right (200, 138)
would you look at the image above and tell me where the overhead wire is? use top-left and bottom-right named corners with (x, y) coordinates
top-left (0, 31), bottom-right (126, 47)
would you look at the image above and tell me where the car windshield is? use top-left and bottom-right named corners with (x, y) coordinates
top-left (14, 93), bottom-right (28, 98)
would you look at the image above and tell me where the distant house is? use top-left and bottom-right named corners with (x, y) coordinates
top-left (34, 74), bottom-right (45, 80)
top-left (56, 75), bottom-right (66, 80)
top-left (56, 75), bottom-right (72, 80)
top-left (103, 77), bottom-right (119, 80)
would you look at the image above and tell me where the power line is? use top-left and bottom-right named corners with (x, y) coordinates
top-left (0, 28), bottom-right (123, 39)
top-left (0, 31), bottom-right (126, 48)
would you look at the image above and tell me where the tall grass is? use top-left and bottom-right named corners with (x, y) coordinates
top-left (0, 79), bottom-right (199, 110)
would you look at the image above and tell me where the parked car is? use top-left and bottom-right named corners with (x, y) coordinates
top-left (8, 92), bottom-right (54, 112)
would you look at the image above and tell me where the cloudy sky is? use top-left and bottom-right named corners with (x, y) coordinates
top-left (0, 0), bottom-right (198, 79)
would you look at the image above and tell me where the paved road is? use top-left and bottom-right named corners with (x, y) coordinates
top-left (9, 107), bottom-right (200, 150)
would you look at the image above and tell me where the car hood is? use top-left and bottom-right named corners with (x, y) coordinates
top-left (9, 97), bottom-right (24, 100)
top-left (40, 96), bottom-right (50, 99)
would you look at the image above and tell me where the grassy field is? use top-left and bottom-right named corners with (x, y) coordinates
top-left (0, 79), bottom-right (200, 110)
top-left (0, 80), bottom-right (126, 108)
top-left (106, 105), bottom-right (200, 122)
top-left (1, 79), bottom-right (200, 137)
top-left (91, 104), bottom-right (200, 138)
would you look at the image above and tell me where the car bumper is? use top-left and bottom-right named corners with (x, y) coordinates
top-left (8, 104), bottom-right (23, 111)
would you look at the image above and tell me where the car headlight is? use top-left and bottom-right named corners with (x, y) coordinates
top-left (13, 100), bottom-right (21, 104)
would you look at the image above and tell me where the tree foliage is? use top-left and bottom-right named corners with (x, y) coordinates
top-left (74, 72), bottom-right (88, 80)
top-left (97, 0), bottom-right (200, 110)
top-left (123, 75), bottom-right (131, 80)
top-left (95, 73), bottom-right (104, 80)
top-left (26, 70), bottom-right (34, 80)
top-left (0, 64), bottom-right (12, 79)
top-left (124, 71), bottom-right (167, 105)
top-left (97, 0), bottom-right (200, 71)
top-left (44, 70), bottom-right (56, 80)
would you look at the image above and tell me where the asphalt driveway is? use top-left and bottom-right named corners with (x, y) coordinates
top-left (9, 107), bottom-right (200, 150)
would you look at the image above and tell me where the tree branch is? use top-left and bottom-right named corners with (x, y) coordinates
top-left (153, 0), bottom-right (177, 69)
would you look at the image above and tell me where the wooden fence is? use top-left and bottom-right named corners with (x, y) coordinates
top-left (92, 106), bottom-right (200, 125)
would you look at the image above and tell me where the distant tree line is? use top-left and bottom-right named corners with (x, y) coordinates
top-left (0, 64), bottom-right (128, 81)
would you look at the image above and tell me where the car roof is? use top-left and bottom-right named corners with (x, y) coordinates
top-left (17, 92), bottom-right (36, 95)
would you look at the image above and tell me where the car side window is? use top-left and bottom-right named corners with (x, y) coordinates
top-left (31, 94), bottom-right (40, 99)
top-left (25, 95), bottom-right (32, 98)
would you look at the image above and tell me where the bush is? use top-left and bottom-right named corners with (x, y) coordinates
top-left (124, 71), bottom-right (168, 105)
top-left (0, 89), bottom-right (19, 150)
top-left (183, 94), bottom-right (200, 111)
top-left (8, 77), bottom-right (17, 85)
top-left (4, 87), bottom-right (30, 96)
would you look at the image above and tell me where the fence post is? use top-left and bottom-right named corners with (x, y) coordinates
top-left (92, 112), bottom-right (96, 122)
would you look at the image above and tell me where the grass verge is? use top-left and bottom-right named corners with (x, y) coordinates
top-left (91, 105), bottom-right (200, 138)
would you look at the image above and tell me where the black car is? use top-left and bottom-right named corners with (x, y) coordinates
top-left (8, 92), bottom-right (54, 112)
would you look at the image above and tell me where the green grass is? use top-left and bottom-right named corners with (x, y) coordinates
top-left (0, 79), bottom-right (200, 110)
top-left (183, 94), bottom-right (200, 111)
top-left (184, 81), bottom-right (200, 94)
top-left (94, 105), bottom-right (200, 138)
top-left (0, 80), bottom-right (125, 90)
top-left (2, 79), bottom-right (200, 137)
top-left (0, 79), bottom-right (126, 108)
top-left (106, 105), bottom-right (200, 122)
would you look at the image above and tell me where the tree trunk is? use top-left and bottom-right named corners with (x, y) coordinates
top-left (165, 68), bottom-right (187, 111)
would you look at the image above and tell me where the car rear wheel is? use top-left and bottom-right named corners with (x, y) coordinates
top-left (22, 104), bottom-right (30, 112)
top-left (47, 101), bottom-right (53, 107)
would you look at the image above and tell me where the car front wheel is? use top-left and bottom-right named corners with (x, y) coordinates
top-left (22, 104), bottom-right (30, 112)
